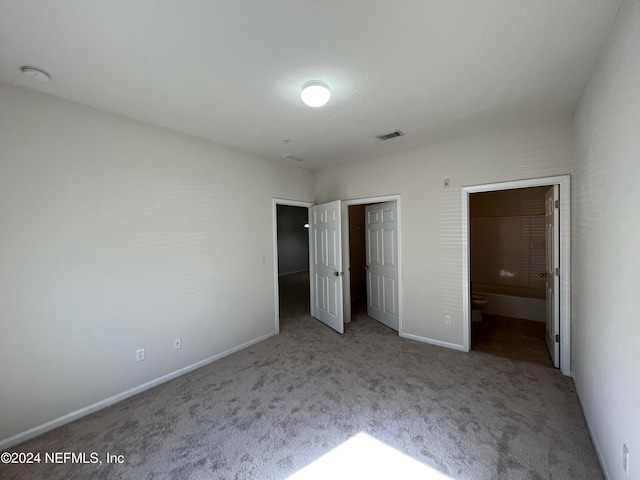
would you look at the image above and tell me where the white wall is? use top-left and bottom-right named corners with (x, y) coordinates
top-left (315, 118), bottom-right (575, 348)
top-left (573, 1), bottom-right (640, 478)
top-left (0, 82), bottom-right (314, 444)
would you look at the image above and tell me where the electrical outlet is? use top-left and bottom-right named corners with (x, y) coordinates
top-left (623, 444), bottom-right (629, 475)
top-left (445, 315), bottom-right (452, 325)
top-left (136, 348), bottom-right (145, 362)
top-left (173, 338), bottom-right (181, 350)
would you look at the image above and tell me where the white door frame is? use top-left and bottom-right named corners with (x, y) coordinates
top-left (272, 198), bottom-right (314, 335)
top-left (461, 175), bottom-right (571, 376)
top-left (342, 195), bottom-right (403, 335)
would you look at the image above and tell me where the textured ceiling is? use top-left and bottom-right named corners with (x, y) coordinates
top-left (0, 1), bottom-right (622, 169)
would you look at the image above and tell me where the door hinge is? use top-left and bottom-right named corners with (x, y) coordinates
top-left (555, 334), bottom-right (560, 343)
top-left (554, 200), bottom-right (559, 209)
top-left (555, 267), bottom-right (560, 276)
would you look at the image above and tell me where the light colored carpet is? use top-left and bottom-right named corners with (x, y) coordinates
top-left (1, 272), bottom-right (602, 479)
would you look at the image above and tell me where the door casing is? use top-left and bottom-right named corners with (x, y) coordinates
top-left (461, 175), bottom-right (571, 376)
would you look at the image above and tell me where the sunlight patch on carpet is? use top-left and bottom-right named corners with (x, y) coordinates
top-left (286, 432), bottom-right (454, 479)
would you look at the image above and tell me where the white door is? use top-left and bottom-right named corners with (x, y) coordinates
top-left (309, 201), bottom-right (344, 333)
top-left (545, 186), bottom-right (560, 368)
top-left (365, 202), bottom-right (399, 331)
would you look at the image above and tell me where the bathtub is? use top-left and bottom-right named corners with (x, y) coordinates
top-left (472, 284), bottom-right (545, 322)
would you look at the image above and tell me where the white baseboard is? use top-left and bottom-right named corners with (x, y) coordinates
top-left (400, 332), bottom-right (465, 351)
top-left (573, 381), bottom-right (610, 479)
top-left (0, 331), bottom-right (277, 452)
top-left (278, 269), bottom-right (309, 277)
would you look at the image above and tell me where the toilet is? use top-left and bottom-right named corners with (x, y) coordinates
top-left (471, 295), bottom-right (488, 322)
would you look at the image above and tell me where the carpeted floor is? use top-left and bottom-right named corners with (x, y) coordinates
top-left (1, 272), bottom-right (602, 479)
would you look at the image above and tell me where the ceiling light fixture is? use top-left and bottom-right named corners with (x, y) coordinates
top-left (301, 81), bottom-right (330, 108)
top-left (20, 66), bottom-right (51, 82)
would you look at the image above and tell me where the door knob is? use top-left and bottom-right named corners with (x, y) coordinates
top-left (365, 265), bottom-right (369, 270)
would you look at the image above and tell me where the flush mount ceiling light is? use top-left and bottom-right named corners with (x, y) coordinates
top-left (300, 81), bottom-right (330, 107)
top-left (20, 66), bottom-right (50, 82)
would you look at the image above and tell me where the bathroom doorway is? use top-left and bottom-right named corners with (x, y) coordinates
top-left (462, 176), bottom-right (571, 375)
top-left (469, 186), bottom-right (551, 367)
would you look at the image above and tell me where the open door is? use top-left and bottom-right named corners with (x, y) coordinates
top-left (365, 202), bottom-right (399, 331)
top-left (545, 186), bottom-right (560, 367)
top-left (309, 201), bottom-right (344, 333)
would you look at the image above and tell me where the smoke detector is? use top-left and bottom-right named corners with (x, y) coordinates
top-left (20, 66), bottom-right (51, 82)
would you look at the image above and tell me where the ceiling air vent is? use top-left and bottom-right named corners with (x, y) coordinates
top-left (376, 130), bottom-right (405, 141)
top-left (283, 154), bottom-right (305, 162)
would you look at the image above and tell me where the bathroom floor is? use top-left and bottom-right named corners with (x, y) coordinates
top-left (472, 314), bottom-right (553, 368)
